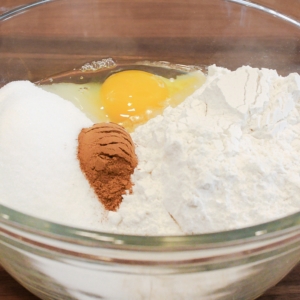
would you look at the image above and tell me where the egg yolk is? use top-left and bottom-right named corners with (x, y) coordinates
top-left (100, 70), bottom-right (169, 124)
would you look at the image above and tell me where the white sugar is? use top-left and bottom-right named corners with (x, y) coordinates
top-left (0, 81), bottom-right (105, 228)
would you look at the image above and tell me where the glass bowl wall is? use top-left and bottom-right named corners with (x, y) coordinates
top-left (0, 1), bottom-right (300, 299)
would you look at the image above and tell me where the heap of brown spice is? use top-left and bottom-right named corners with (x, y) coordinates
top-left (78, 123), bottom-right (137, 211)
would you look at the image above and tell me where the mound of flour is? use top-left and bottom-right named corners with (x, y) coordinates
top-left (116, 65), bottom-right (300, 234)
top-left (0, 65), bottom-right (300, 235)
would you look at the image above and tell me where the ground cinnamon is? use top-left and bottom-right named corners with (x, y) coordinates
top-left (77, 123), bottom-right (137, 211)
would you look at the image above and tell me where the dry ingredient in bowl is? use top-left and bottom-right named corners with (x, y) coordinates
top-left (126, 65), bottom-right (300, 234)
top-left (0, 65), bottom-right (299, 235)
top-left (78, 123), bottom-right (137, 211)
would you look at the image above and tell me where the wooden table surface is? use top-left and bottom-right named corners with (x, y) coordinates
top-left (0, 0), bottom-right (300, 299)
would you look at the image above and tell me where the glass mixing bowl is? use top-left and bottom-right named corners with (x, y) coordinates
top-left (0, 0), bottom-right (299, 299)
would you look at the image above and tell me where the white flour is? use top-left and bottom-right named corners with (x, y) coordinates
top-left (0, 65), bottom-right (300, 235)
top-left (116, 65), bottom-right (300, 234)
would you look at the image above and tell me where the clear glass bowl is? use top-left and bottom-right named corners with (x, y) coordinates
top-left (0, 1), bottom-right (299, 299)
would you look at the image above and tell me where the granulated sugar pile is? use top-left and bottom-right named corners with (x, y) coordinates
top-left (0, 82), bottom-right (103, 228)
top-left (0, 65), bottom-right (300, 235)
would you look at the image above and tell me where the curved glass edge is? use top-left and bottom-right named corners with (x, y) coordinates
top-left (0, 0), bottom-right (57, 21)
top-left (227, 0), bottom-right (300, 28)
top-left (1, 0), bottom-right (299, 28)
top-left (2, 204), bottom-right (300, 250)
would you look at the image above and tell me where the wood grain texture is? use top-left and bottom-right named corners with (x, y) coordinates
top-left (0, 265), bottom-right (39, 300)
top-left (0, 0), bottom-right (299, 299)
top-left (0, 0), bottom-right (299, 84)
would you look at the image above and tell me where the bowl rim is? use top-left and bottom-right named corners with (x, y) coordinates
top-left (0, 0), bottom-right (299, 28)
top-left (2, 204), bottom-right (300, 250)
top-left (0, 0), bottom-right (54, 21)
top-left (1, 0), bottom-right (300, 251)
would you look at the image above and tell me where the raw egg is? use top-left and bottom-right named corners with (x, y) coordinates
top-left (40, 69), bottom-right (206, 131)
top-left (100, 70), bottom-right (169, 124)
